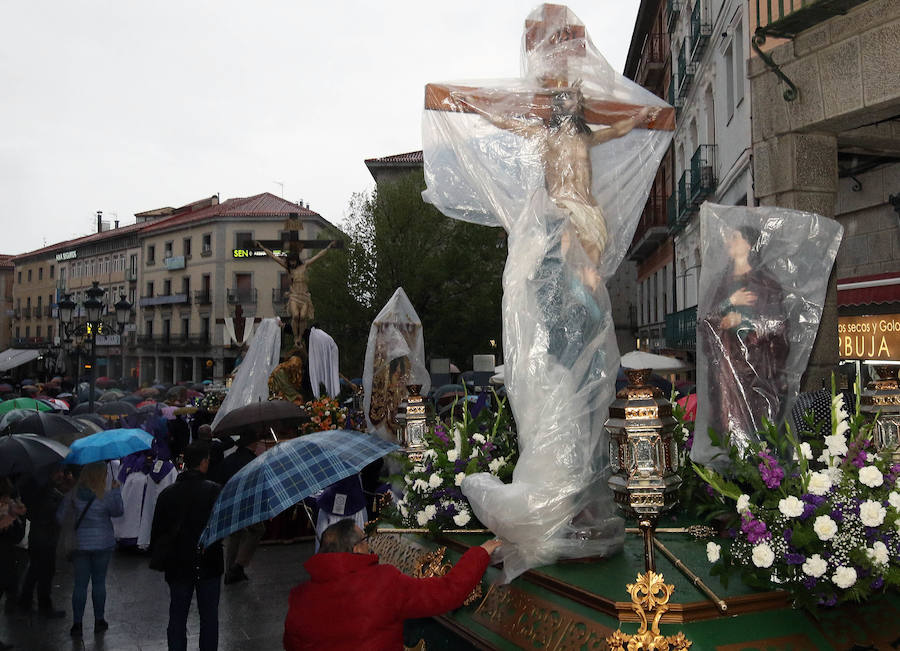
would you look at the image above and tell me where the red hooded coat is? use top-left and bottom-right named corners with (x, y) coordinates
top-left (283, 546), bottom-right (490, 650)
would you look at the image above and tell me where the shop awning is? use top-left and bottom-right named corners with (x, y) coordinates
top-left (837, 272), bottom-right (900, 306)
top-left (0, 348), bottom-right (41, 372)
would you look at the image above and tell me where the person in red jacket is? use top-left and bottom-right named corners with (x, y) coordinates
top-left (283, 519), bottom-right (501, 650)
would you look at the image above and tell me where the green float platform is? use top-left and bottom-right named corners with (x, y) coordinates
top-left (373, 526), bottom-right (900, 650)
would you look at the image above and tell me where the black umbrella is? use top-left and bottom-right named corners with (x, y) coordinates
top-left (0, 433), bottom-right (70, 476)
top-left (212, 400), bottom-right (307, 436)
top-left (10, 413), bottom-right (83, 445)
top-left (72, 413), bottom-right (107, 428)
top-left (121, 394), bottom-right (143, 405)
top-left (96, 401), bottom-right (138, 417)
top-left (70, 402), bottom-right (96, 415)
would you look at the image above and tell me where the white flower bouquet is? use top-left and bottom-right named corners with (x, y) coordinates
top-left (694, 375), bottom-right (900, 609)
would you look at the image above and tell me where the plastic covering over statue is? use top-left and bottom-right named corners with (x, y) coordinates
top-left (691, 203), bottom-right (842, 467)
top-left (211, 318), bottom-right (282, 430)
top-left (422, 3), bottom-right (673, 580)
top-left (363, 288), bottom-right (430, 441)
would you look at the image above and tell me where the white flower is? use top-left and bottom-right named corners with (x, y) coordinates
top-left (454, 472), bottom-right (466, 486)
top-left (778, 495), bottom-right (804, 518)
top-left (888, 491), bottom-right (900, 510)
top-left (802, 554), bottom-right (827, 578)
top-left (813, 515), bottom-right (838, 541)
top-left (800, 442), bottom-right (813, 460)
top-left (825, 466), bottom-right (843, 483)
top-left (832, 566), bottom-right (857, 589)
top-left (859, 499), bottom-right (886, 527)
top-left (424, 504), bottom-right (436, 519)
top-left (807, 471), bottom-right (832, 496)
top-left (824, 433), bottom-right (848, 457)
top-left (858, 466), bottom-right (884, 488)
top-left (488, 457), bottom-right (505, 474)
top-left (736, 494), bottom-right (751, 514)
top-left (867, 541), bottom-right (889, 566)
top-left (706, 542), bottom-right (721, 563)
top-left (452, 426), bottom-right (463, 456)
top-left (422, 449), bottom-right (437, 461)
top-left (446, 449), bottom-right (459, 463)
top-left (416, 510), bottom-right (429, 526)
top-left (404, 474), bottom-right (412, 485)
top-left (428, 473), bottom-right (442, 489)
top-left (412, 478), bottom-right (429, 493)
top-left (472, 433), bottom-right (486, 444)
top-left (453, 510), bottom-right (471, 527)
top-left (751, 543), bottom-right (775, 568)
top-left (834, 419), bottom-right (851, 437)
top-left (832, 393), bottom-right (845, 412)
top-left (817, 449), bottom-right (832, 465)
top-left (399, 501), bottom-right (409, 517)
top-left (413, 464), bottom-right (425, 474)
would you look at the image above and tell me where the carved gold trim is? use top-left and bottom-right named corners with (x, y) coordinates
top-left (606, 571), bottom-right (692, 650)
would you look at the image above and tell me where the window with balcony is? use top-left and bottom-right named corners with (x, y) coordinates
top-left (163, 319), bottom-right (171, 343)
top-left (164, 241), bottom-right (173, 258)
top-left (183, 238), bottom-right (192, 257)
top-left (181, 276), bottom-right (190, 296)
top-left (50, 265), bottom-right (54, 278)
top-left (146, 281), bottom-right (154, 298)
top-left (25, 326), bottom-right (30, 338)
top-left (17, 271), bottom-right (21, 283)
top-left (36, 326), bottom-right (41, 338)
top-left (145, 320), bottom-right (153, 337)
top-left (202, 233), bottom-right (212, 255)
top-left (234, 231), bottom-right (253, 249)
top-left (147, 245), bottom-right (156, 265)
top-left (27, 269), bottom-right (32, 282)
top-left (38, 267), bottom-right (43, 280)
top-left (163, 279), bottom-right (171, 296)
top-left (182, 317), bottom-right (190, 337)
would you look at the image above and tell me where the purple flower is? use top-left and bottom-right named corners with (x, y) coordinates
top-left (740, 513), bottom-right (770, 544)
top-left (757, 450), bottom-right (785, 489)
top-left (685, 433), bottom-right (694, 451)
top-left (872, 577), bottom-right (885, 590)
top-left (820, 594), bottom-right (838, 607)
top-left (705, 485), bottom-right (715, 497)
top-left (782, 529), bottom-right (793, 543)
top-left (784, 552), bottom-right (806, 565)
top-left (802, 576), bottom-right (816, 590)
top-left (830, 508), bottom-right (844, 523)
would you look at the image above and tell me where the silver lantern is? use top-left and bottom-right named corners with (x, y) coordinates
top-left (860, 365), bottom-right (900, 466)
top-left (396, 384), bottom-right (429, 462)
top-left (606, 368), bottom-right (682, 571)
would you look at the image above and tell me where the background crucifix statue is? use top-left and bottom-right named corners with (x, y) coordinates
top-left (255, 212), bottom-right (342, 343)
top-left (422, 3), bottom-right (674, 581)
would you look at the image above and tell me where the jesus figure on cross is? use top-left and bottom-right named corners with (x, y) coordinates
top-left (422, 3), bottom-right (673, 580)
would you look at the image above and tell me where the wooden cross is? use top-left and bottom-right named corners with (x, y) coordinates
top-left (424, 3), bottom-right (675, 131)
top-left (255, 212), bottom-right (344, 258)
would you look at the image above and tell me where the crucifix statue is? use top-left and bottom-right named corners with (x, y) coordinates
top-left (422, 3), bottom-right (674, 580)
top-left (255, 213), bottom-right (341, 341)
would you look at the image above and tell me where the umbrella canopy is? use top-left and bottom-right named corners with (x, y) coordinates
top-left (96, 401), bottom-right (138, 417)
top-left (676, 394), bottom-right (698, 422)
top-left (138, 387), bottom-right (159, 398)
top-left (71, 417), bottom-right (104, 435)
top-left (212, 400), bottom-right (306, 436)
top-left (65, 428), bottom-right (153, 465)
top-left (0, 383), bottom-right (13, 394)
top-left (0, 433), bottom-right (70, 476)
top-left (0, 408), bottom-right (38, 432)
top-left (70, 402), bottom-right (97, 415)
top-left (11, 412), bottom-right (83, 444)
top-left (0, 398), bottom-right (53, 415)
top-left (39, 397), bottom-right (70, 412)
top-left (77, 386), bottom-right (102, 402)
top-left (199, 429), bottom-right (398, 546)
top-left (121, 394), bottom-right (142, 405)
top-left (98, 390), bottom-right (125, 403)
top-left (620, 350), bottom-right (688, 371)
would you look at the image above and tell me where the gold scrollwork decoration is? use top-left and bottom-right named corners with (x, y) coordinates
top-left (413, 546), bottom-right (483, 606)
top-left (606, 571), bottom-right (692, 651)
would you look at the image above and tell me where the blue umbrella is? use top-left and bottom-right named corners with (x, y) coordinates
top-left (65, 428), bottom-right (153, 465)
top-left (200, 429), bottom-right (398, 546)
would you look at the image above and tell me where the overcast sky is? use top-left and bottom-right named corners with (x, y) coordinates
top-left (1, 0), bottom-right (639, 254)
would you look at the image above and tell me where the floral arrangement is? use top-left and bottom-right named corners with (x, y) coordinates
top-left (190, 391), bottom-right (224, 412)
top-left (299, 395), bottom-right (347, 434)
top-left (384, 392), bottom-right (518, 533)
top-left (695, 376), bottom-right (900, 610)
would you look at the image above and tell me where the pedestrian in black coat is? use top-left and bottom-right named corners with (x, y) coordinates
top-left (150, 441), bottom-right (222, 651)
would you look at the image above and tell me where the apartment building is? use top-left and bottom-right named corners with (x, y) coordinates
top-left (134, 192), bottom-right (334, 384)
top-left (0, 256), bottom-right (13, 352)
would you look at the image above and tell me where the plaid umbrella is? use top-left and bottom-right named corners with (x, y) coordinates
top-left (199, 429), bottom-right (398, 546)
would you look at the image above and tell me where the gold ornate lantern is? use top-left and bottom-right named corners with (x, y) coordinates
top-left (606, 368), bottom-right (682, 571)
top-left (860, 365), bottom-right (900, 465)
top-left (396, 384), bottom-right (429, 462)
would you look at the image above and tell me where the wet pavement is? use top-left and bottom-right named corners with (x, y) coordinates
top-left (0, 542), bottom-right (312, 651)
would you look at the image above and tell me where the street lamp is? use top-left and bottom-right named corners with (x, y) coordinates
top-left (58, 281), bottom-right (132, 412)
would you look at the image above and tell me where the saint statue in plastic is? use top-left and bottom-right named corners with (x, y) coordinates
top-left (422, 3), bottom-right (673, 580)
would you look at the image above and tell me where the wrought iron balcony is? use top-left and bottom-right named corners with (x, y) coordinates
top-left (690, 0), bottom-right (712, 60)
top-left (667, 193), bottom-right (679, 228)
top-left (636, 33), bottom-right (668, 89)
top-left (194, 290), bottom-right (212, 305)
top-left (139, 293), bottom-right (190, 308)
top-left (677, 42), bottom-right (695, 99)
top-left (666, 0), bottom-right (682, 33)
top-left (665, 305), bottom-right (697, 351)
top-left (628, 192), bottom-right (669, 262)
top-left (689, 144), bottom-right (718, 205)
top-left (272, 288), bottom-right (287, 305)
top-left (755, 0), bottom-right (867, 39)
top-left (226, 288), bottom-right (257, 305)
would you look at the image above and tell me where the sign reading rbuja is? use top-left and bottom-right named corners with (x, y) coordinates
top-left (838, 315), bottom-right (900, 361)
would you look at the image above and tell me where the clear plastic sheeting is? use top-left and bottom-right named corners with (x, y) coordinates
top-left (422, 4), bottom-right (673, 581)
top-left (211, 318), bottom-right (282, 431)
top-left (691, 203), bottom-right (843, 467)
top-left (363, 288), bottom-right (430, 440)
